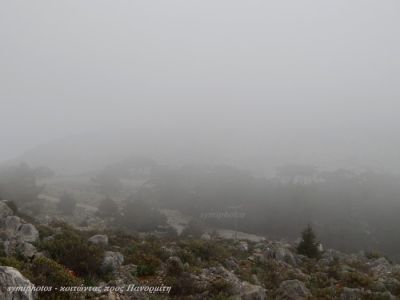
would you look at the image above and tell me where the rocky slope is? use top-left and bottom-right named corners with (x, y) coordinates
top-left (1, 200), bottom-right (400, 299)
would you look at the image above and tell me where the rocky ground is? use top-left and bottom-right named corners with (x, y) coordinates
top-left (1, 200), bottom-right (400, 300)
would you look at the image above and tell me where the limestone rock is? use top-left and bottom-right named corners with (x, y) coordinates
top-left (17, 243), bottom-right (38, 259)
top-left (0, 266), bottom-right (36, 300)
top-left (201, 233), bottom-right (211, 240)
top-left (0, 202), bottom-right (13, 219)
top-left (17, 224), bottom-right (39, 243)
top-left (224, 257), bottom-right (239, 270)
top-left (166, 256), bottom-right (184, 276)
top-left (264, 243), bottom-right (298, 266)
top-left (240, 282), bottom-right (266, 300)
top-left (368, 257), bottom-right (392, 277)
top-left (239, 241), bottom-right (249, 252)
top-left (2, 216), bottom-right (22, 238)
top-left (275, 279), bottom-right (311, 300)
top-left (0, 217), bottom-right (39, 243)
top-left (88, 234), bottom-right (109, 246)
top-left (102, 251), bottom-right (124, 272)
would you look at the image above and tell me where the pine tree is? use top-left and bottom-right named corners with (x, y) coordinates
top-left (97, 196), bottom-right (119, 218)
top-left (58, 192), bottom-right (77, 216)
top-left (297, 224), bottom-right (320, 258)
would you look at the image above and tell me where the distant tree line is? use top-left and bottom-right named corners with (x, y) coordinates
top-left (121, 164), bottom-right (400, 261)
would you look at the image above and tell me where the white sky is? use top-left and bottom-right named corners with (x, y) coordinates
top-left (1, 1), bottom-right (400, 172)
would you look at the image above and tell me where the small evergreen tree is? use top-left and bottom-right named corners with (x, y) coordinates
top-left (181, 219), bottom-right (205, 238)
top-left (121, 195), bottom-right (166, 232)
top-left (97, 196), bottom-right (119, 218)
top-left (0, 163), bottom-right (42, 209)
top-left (58, 192), bottom-right (77, 216)
top-left (297, 224), bottom-right (320, 258)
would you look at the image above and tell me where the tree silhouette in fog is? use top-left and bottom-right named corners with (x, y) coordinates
top-left (297, 224), bottom-right (320, 259)
top-left (58, 192), bottom-right (77, 216)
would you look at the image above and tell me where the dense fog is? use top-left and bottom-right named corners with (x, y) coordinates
top-left (1, 3), bottom-right (400, 298)
top-left (1, 0), bottom-right (400, 174)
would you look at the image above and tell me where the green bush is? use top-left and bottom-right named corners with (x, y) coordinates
top-left (0, 256), bottom-right (25, 270)
top-left (134, 254), bottom-right (160, 277)
top-left (4, 200), bottom-right (18, 213)
top-left (97, 196), bottom-right (119, 218)
top-left (167, 272), bottom-right (199, 296)
top-left (57, 192), bottom-right (77, 216)
top-left (366, 251), bottom-right (383, 260)
top-left (122, 236), bottom-right (165, 270)
top-left (209, 278), bottom-right (233, 296)
top-left (181, 219), bottom-right (205, 238)
top-left (0, 242), bottom-right (5, 257)
top-left (39, 227), bottom-right (104, 277)
top-left (137, 264), bottom-right (157, 277)
top-left (29, 256), bottom-right (83, 299)
top-left (121, 196), bottom-right (166, 232)
top-left (180, 240), bottom-right (229, 264)
top-left (37, 224), bottom-right (55, 239)
top-left (297, 224), bottom-right (320, 259)
top-left (30, 256), bottom-right (82, 286)
top-left (341, 270), bottom-right (374, 289)
top-left (0, 163), bottom-right (42, 208)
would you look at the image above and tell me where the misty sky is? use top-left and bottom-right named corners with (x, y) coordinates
top-left (1, 1), bottom-right (400, 172)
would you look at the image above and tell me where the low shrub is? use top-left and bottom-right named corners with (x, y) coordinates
top-left (29, 256), bottom-right (83, 299)
top-left (341, 270), bottom-right (374, 289)
top-left (39, 226), bottom-right (104, 278)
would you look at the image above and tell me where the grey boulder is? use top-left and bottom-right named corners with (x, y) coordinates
top-left (0, 266), bottom-right (36, 300)
top-left (0, 202), bottom-right (13, 218)
top-left (275, 279), bottom-right (311, 300)
top-left (102, 251), bottom-right (124, 272)
top-left (88, 234), bottom-right (108, 246)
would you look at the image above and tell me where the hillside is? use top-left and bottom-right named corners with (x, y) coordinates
top-left (1, 201), bottom-right (400, 300)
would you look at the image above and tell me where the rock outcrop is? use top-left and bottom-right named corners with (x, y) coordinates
top-left (166, 256), bottom-right (184, 276)
top-left (0, 203), bottom-right (39, 260)
top-left (264, 242), bottom-right (298, 266)
top-left (102, 251), bottom-right (124, 273)
top-left (0, 201), bottom-right (13, 218)
top-left (0, 266), bottom-right (36, 300)
top-left (275, 279), bottom-right (311, 300)
top-left (88, 234), bottom-right (109, 246)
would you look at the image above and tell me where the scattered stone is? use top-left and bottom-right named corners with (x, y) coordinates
top-left (368, 257), bottom-right (392, 277)
top-left (161, 245), bottom-right (176, 256)
top-left (88, 234), bottom-right (108, 246)
top-left (224, 257), bottom-right (239, 270)
top-left (321, 249), bottom-right (347, 263)
top-left (264, 243), bottom-right (298, 266)
top-left (239, 241), bottom-right (249, 251)
top-left (383, 277), bottom-right (400, 295)
top-left (275, 279), bottom-right (311, 300)
top-left (201, 233), bottom-right (211, 240)
top-left (240, 282), bottom-right (266, 300)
